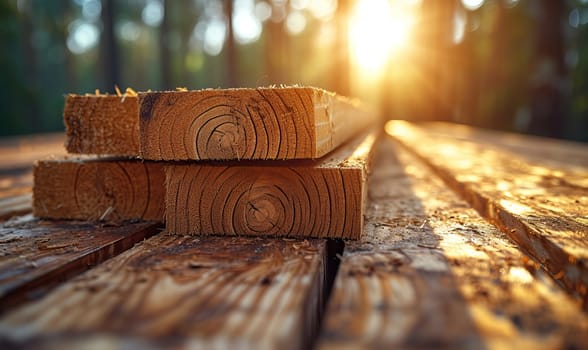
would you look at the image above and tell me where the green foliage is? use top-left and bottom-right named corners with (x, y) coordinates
top-left (0, 0), bottom-right (34, 136)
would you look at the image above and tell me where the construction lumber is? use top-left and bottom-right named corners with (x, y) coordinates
top-left (318, 138), bottom-right (588, 349)
top-left (64, 95), bottom-right (139, 156)
top-left (0, 234), bottom-right (328, 349)
top-left (64, 87), bottom-right (377, 160)
top-left (165, 129), bottom-right (379, 239)
top-left (33, 158), bottom-right (165, 222)
top-left (0, 215), bottom-right (159, 313)
top-left (386, 120), bottom-right (588, 305)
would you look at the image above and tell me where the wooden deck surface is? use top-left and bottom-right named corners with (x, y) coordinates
top-left (0, 133), bottom-right (65, 221)
top-left (319, 136), bottom-right (588, 349)
top-left (387, 121), bottom-right (588, 306)
top-left (0, 235), bottom-right (329, 349)
top-left (0, 216), bottom-right (160, 313)
top-left (1, 124), bottom-right (587, 349)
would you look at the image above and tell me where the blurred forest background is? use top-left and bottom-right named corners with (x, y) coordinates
top-left (0, 0), bottom-right (587, 141)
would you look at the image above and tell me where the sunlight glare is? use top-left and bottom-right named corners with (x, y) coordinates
top-left (461, 0), bottom-right (485, 11)
top-left (349, 0), bottom-right (414, 75)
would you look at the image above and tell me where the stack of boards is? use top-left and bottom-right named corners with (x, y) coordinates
top-left (33, 87), bottom-right (379, 239)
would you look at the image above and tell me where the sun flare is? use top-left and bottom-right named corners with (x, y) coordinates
top-left (349, 0), bottom-right (416, 76)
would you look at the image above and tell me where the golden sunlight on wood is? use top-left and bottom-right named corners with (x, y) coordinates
top-left (349, 0), bottom-right (416, 76)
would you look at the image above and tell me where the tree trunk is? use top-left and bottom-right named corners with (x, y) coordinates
top-left (159, 0), bottom-right (171, 89)
top-left (101, 0), bottom-right (120, 90)
top-left (225, 0), bottom-right (238, 87)
top-left (528, 0), bottom-right (567, 138)
top-left (333, 0), bottom-right (350, 96)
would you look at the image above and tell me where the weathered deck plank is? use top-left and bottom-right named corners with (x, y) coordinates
top-left (0, 133), bottom-right (65, 171)
top-left (419, 121), bottom-right (588, 169)
top-left (0, 133), bottom-right (65, 220)
top-left (386, 120), bottom-right (588, 305)
top-left (0, 216), bottom-right (160, 313)
top-left (0, 168), bottom-right (33, 221)
top-left (0, 234), bottom-right (328, 349)
top-left (0, 194), bottom-right (31, 221)
top-left (318, 137), bottom-right (588, 348)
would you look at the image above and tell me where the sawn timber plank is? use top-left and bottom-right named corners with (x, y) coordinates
top-left (65, 87), bottom-right (377, 160)
top-left (33, 158), bottom-right (166, 222)
top-left (0, 234), bottom-right (328, 350)
top-left (318, 137), bottom-right (588, 349)
top-left (165, 129), bottom-right (379, 239)
top-left (0, 216), bottom-right (160, 313)
top-left (386, 120), bottom-right (588, 305)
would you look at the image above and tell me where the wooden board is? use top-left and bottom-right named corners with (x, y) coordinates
top-left (386, 120), bottom-right (588, 305)
top-left (0, 216), bottom-right (160, 313)
top-left (64, 95), bottom-right (139, 156)
top-left (416, 121), bottom-right (588, 169)
top-left (65, 87), bottom-right (377, 160)
top-left (318, 138), bottom-right (588, 348)
top-left (0, 234), bottom-right (328, 349)
top-left (165, 129), bottom-right (378, 239)
top-left (33, 158), bottom-right (166, 222)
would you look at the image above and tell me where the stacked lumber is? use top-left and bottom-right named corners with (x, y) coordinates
top-left (5, 132), bottom-right (588, 348)
top-left (34, 87), bottom-right (379, 238)
top-left (65, 87), bottom-right (375, 160)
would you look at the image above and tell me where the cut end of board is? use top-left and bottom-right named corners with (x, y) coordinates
top-left (164, 129), bottom-right (379, 239)
top-left (64, 94), bottom-right (140, 156)
top-left (33, 157), bottom-right (166, 222)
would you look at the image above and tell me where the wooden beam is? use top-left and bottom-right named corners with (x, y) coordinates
top-left (64, 95), bottom-right (140, 156)
top-left (64, 87), bottom-right (377, 160)
top-left (33, 158), bottom-right (165, 222)
top-left (165, 129), bottom-right (378, 238)
top-left (386, 120), bottom-right (588, 306)
top-left (0, 216), bottom-right (159, 313)
top-left (318, 137), bottom-right (588, 348)
top-left (0, 234), bottom-right (327, 349)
